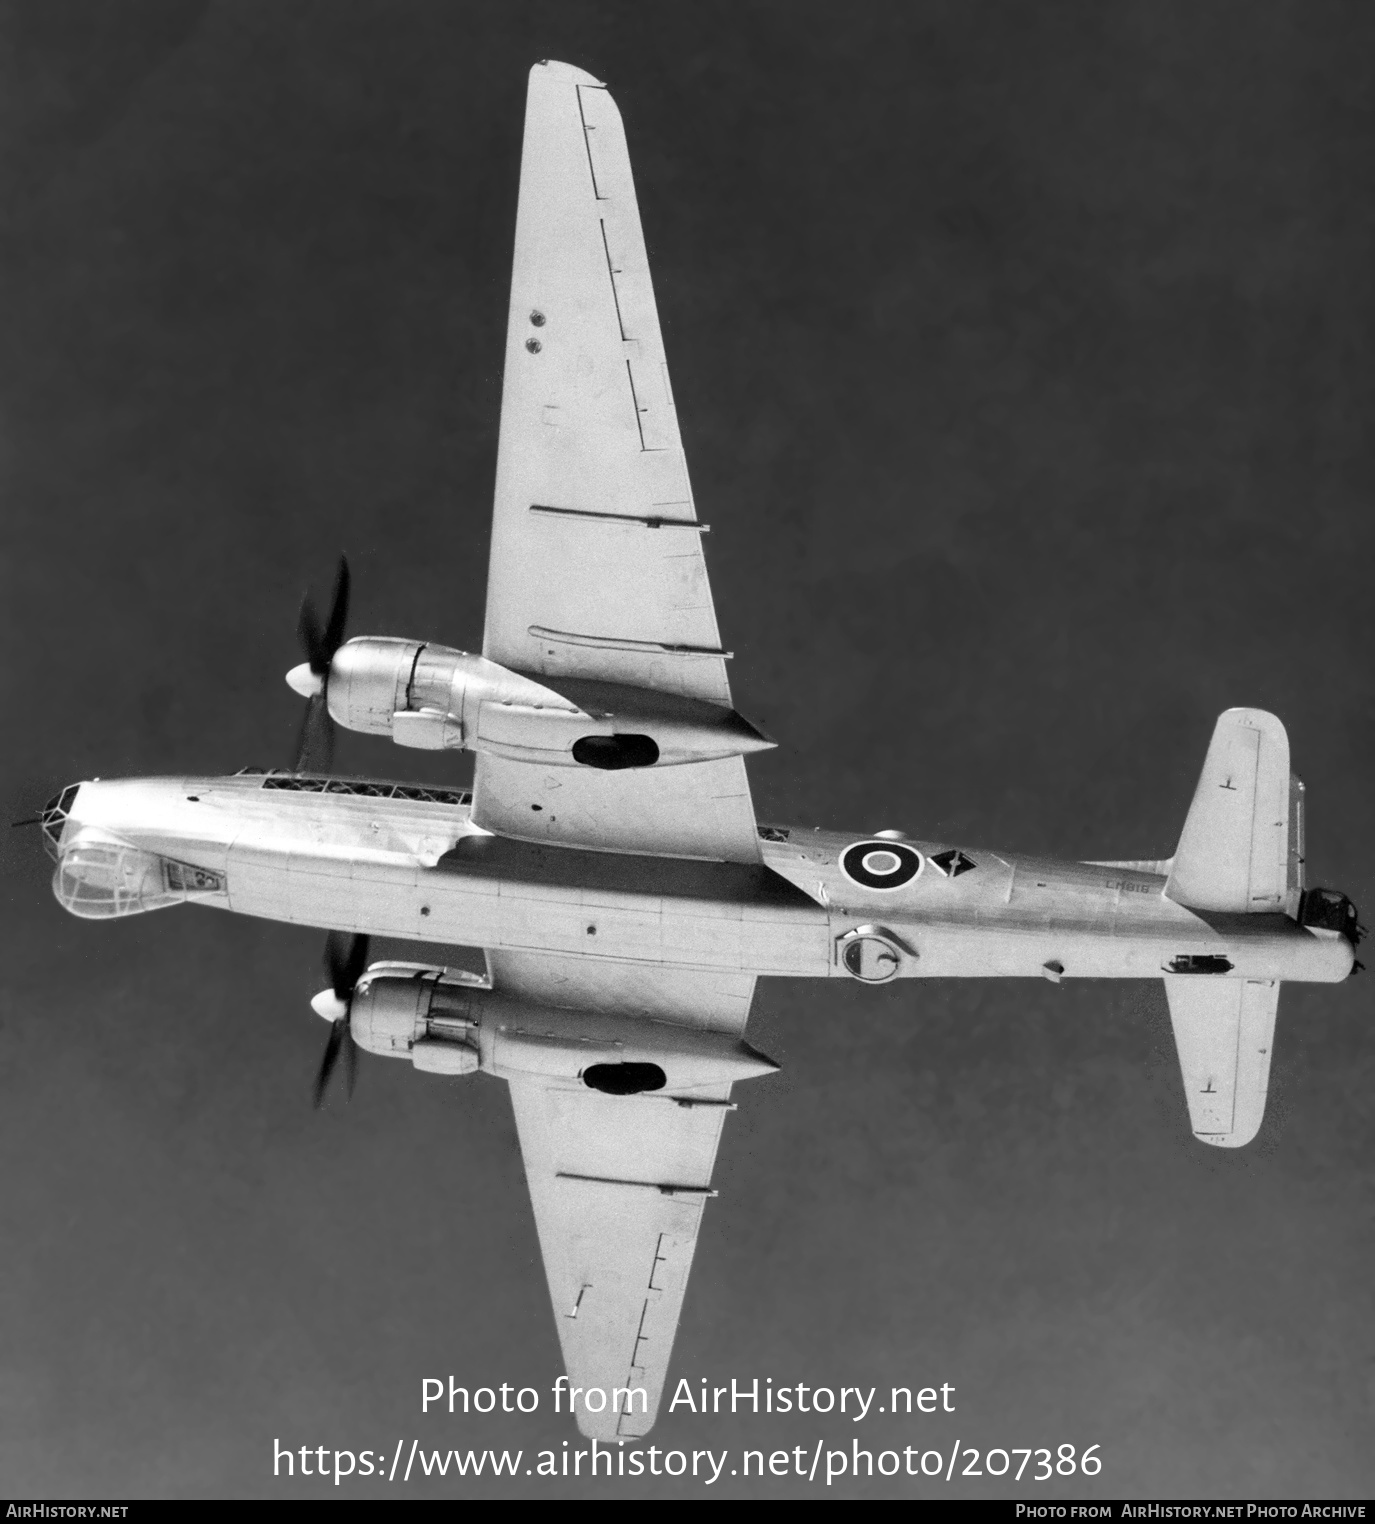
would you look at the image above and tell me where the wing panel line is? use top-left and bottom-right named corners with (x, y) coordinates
top-left (575, 84), bottom-right (607, 200)
top-left (625, 359), bottom-right (649, 450)
top-left (600, 219), bottom-right (628, 340)
top-left (556, 1171), bottom-right (717, 1197)
top-left (529, 504), bottom-right (706, 531)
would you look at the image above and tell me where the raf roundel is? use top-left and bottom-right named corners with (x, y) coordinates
top-left (840, 840), bottom-right (923, 891)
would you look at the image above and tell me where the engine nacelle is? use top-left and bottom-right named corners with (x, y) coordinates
top-left (348, 964), bottom-right (778, 1093)
top-left (327, 638), bottom-right (566, 753)
top-left (324, 636), bottom-right (773, 769)
top-left (347, 963), bottom-right (483, 1070)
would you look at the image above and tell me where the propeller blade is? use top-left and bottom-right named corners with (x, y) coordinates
top-left (323, 930), bottom-right (371, 1001)
top-left (342, 931), bottom-right (371, 991)
top-left (344, 1024), bottom-right (359, 1100)
top-left (293, 690), bottom-right (334, 774)
top-left (296, 555), bottom-right (351, 675)
top-left (313, 929), bottom-right (369, 1108)
top-left (291, 555), bottom-right (350, 774)
top-left (323, 929), bottom-right (349, 995)
top-left (297, 593), bottom-right (327, 674)
top-left (322, 556), bottom-right (351, 661)
top-left (312, 1017), bottom-right (347, 1109)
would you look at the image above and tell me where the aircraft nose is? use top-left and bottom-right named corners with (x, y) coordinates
top-left (39, 782), bottom-right (84, 860)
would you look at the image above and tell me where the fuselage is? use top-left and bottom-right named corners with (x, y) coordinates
top-left (43, 772), bottom-right (1353, 986)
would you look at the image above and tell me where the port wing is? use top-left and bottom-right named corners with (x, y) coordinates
top-left (491, 951), bottom-right (756, 1439)
top-left (1164, 977), bottom-right (1280, 1147)
top-left (474, 62), bottom-right (758, 863)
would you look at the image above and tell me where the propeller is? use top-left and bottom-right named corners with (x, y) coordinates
top-left (310, 930), bottom-right (370, 1109)
top-left (287, 556), bottom-right (351, 774)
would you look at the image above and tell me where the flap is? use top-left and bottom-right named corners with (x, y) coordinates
top-left (487, 950), bottom-right (756, 1034)
top-left (471, 750), bottom-right (760, 862)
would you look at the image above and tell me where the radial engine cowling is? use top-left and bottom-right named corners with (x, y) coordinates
top-left (326, 637), bottom-right (582, 754)
top-left (326, 637), bottom-right (451, 746)
top-left (348, 964), bottom-right (482, 1075)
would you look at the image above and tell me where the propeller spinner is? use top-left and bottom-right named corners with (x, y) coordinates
top-left (311, 930), bottom-right (371, 1109)
top-left (287, 555), bottom-right (350, 773)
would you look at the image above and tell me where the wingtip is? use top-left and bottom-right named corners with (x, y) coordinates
top-left (533, 59), bottom-right (605, 87)
top-left (1216, 705), bottom-right (1286, 737)
top-left (1195, 1127), bottom-right (1260, 1149)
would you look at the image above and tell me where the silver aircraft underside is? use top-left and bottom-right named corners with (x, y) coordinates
top-left (46, 770), bottom-right (1351, 991)
top-left (40, 61), bottom-right (1361, 1441)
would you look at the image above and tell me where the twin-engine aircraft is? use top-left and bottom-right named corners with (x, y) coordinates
top-left (37, 63), bottom-right (1363, 1440)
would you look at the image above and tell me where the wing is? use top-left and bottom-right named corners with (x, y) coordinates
top-left (491, 949), bottom-right (755, 1439)
top-left (1164, 976), bottom-right (1280, 1147)
top-left (483, 60), bottom-right (724, 697)
top-left (475, 61), bottom-right (759, 863)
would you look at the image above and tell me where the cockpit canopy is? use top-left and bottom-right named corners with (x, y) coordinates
top-left (52, 829), bottom-right (224, 920)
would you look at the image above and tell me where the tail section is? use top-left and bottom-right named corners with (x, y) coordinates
top-left (1165, 708), bottom-right (1292, 913)
top-left (1164, 978), bottom-right (1279, 1148)
top-left (1161, 710), bottom-right (1299, 1146)
top-left (1154, 711), bottom-right (1359, 1146)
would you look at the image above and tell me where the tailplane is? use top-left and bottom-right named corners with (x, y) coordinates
top-left (1154, 711), bottom-right (1358, 1146)
top-left (1161, 710), bottom-right (1299, 1146)
top-left (1164, 978), bottom-right (1279, 1148)
top-left (1164, 708), bottom-right (1298, 913)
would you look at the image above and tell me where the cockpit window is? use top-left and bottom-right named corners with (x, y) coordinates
top-left (53, 838), bottom-right (223, 919)
top-left (53, 841), bottom-right (177, 919)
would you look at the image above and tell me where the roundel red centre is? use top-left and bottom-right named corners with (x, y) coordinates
top-left (840, 840), bottom-right (923, 890)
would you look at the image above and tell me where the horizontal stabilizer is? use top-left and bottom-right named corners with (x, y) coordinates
top-left (1165, 709), bottom-right (1290, 912)
top-left (1164, 977), bottom-right (1279, 1147)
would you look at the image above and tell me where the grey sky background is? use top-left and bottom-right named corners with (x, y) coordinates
top-left (2, 0), bottom-right (1372, 1500)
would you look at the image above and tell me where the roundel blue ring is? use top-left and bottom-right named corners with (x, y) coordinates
top-left (840, 840), bottom-right (923, 891)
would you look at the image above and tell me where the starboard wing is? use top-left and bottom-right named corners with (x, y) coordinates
top-left (490, 949), bottom-right (756, 1439)
top-left (474, 61), bottom-right (759, 864)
